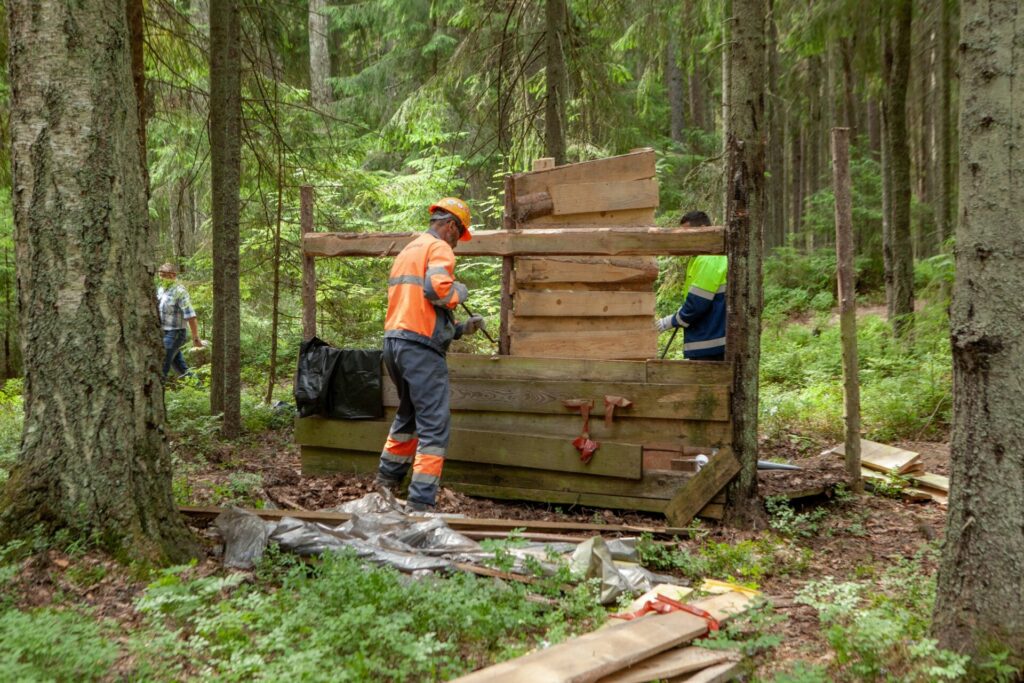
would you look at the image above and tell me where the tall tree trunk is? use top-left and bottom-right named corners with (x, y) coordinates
top-left (722, 0), bottom-right (766, 529)
top-left (308, 0), bottom-right (332, 108)
top-left (840, 37), bottom-right (858, 134)
top-left (689, 57), bottom-right (707, 131)
top-left (666, 33), bottom-right (685, 143)
top-left (791, 126), bottom-right (804, 237)
top-left (765, 0), bottom-right (785, 250)
top-left (544, 0), bottom-right (567, 165)
top-left (934, 0), bottom-right (953, 246)
top-left (0, 0), bottom-right (195, 562)
top-left (867, 97), bottom-right (882, 156)
top-left (934, 0), bottom-right (1024, 664)
top-left (210, 0), bottom-right (242, 436)
top-left (882, 0), bottom-right (915, 336)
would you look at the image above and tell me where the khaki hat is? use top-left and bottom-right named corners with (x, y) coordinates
top-left (158, 262), bottom-right (178, 275)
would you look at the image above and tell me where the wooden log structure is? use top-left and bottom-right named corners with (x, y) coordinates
top-left (295, 150), bottom-right (740, 521)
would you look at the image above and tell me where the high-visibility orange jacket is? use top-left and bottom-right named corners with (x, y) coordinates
top-left (384, 230), bottom-right (468, 354)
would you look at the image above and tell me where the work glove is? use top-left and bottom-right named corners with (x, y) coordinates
top-left (459, 315), bottom-right (486, 337)
top-left (655, 314), bottom-right (675, 333)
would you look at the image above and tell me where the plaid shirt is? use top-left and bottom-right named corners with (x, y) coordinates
top-left (157, 283), bottom-right (196, 331)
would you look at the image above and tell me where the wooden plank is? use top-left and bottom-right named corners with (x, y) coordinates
top-left (303, 226), bottom-right (725, 258)
top-left (444, 482), bottom-right (671, 513)
top-left (523, 208), bottom-right (656, 228)
top-left (446, 353), bottom-right (647, 382)
top-left (180, 504), bottom-right (695, 537)
top-left (910, 472), bottom-right (949, 492)
top-left (515, 290), bottom-right (655, 317)
top-left (296, 419), bottom-right (643, 479)
top-left (511, 330), bottom-right (658, 361)
top-left (697, 502), bottom-right (724, 520)
top-left (515, 256), bottom-right (659, 285)
top-left (831, 439), bottom-right (922, 475)
top-left (664, 447), bottom-right (741, 527)
top-left (301, 446), bottom-right (379, 475)
top-left (597, 647), bottom-right (738, 683)
top-left (451, 591), bottom-right (749, 683)
top-left (549, 178), bottom-right (660, 216)
top-left (676, 661), bottom-right (742, 683)
top-left (510, 315), bottom-right (655, 334)
top-left (299, 412), bottom-right (731, 450)
top-left (515, 150), bottom-right (655, 195)
top-left (382, 378), bottom-right (730, 421)
top-left (646, 360), bottom-right (734, 386)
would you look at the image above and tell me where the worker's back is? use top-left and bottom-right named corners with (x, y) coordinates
top-left (681, 255), bottom-right (727, 359)
top-left (384, 232), bottom-right (460, 353)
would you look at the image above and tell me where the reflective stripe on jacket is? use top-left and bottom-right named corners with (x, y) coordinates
top-left (670, 255), bottom-right (727, 359)
top-left (384, 230), bottom-right (468, 354)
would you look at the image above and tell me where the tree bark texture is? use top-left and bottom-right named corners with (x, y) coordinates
top-left (831, 128), bottom-right (862, 493)
top-left (0, 0), bottom-right (195, 562)
top-left (689, 58), bottom-right (707, 132)
top-left (544, 0), bottom-right (567, 165)
top-left (210, 0), bottom-right (242, 436)
top-left (722, 0), bottom-right (766, 528)
top-left (934, 0), bottom-right (954, 245)
top-left (666, 33), bottom-right (685, 143)
top-left (881, 0), bottom-right (915, 336)
top-left (765, 0), bottom-right (785, 249)
top-left (308, 0), bottom-right (332, 108)
top-left (933, 0), bottom-right (1024, 664)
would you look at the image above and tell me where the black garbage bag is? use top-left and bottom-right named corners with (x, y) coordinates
top-left (294, 337), bottom-right (340, 418)
top-left (326, 349), bottom-right (384, 420)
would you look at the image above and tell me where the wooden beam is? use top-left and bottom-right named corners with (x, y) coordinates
top-left (514, 256), bottom-right (659, 285)
top-left (509, 316), bottom-right (656, 335)
top-left (382, 377), bottom-right (730, 421)
top-left (515, 290), bottom-right (656, 317)
top-left (596, 647), bottom-right (738, 683)
top-left (516, 149), bottom-right (655, 195)
top-left (300, 185), bottom-right (317, 340)
top-left (499, 174), bottom-right (515, 355)
top-left (303, 226), bottom-right (725, 258)
top-left (549, 178), bottom-right (659, 215)
top-left (446, 353), bottom-right (647, 382)
top-left (511, 330), bottom-right (658, 360)
top-left (295, 419), bottom-right (643, 479)
top-left (645, 360), bottom-right (733, 385)
top-left (664, 447), bottom-right (741, 527)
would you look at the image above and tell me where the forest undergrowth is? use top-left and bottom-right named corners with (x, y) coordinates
top-left (0, 250), bottom-right (987, 682)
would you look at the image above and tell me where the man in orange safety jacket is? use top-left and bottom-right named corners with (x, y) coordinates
top-left (375, 197), bottom-right (485, 512)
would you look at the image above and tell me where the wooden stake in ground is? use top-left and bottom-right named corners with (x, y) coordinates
top-left (301, 185), bottom-right (317, 341)
top-left (830, 127), bottom-right (862, 493)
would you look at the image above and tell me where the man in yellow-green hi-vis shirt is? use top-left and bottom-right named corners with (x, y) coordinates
top-left (655, 211), bottom-right (727, 361)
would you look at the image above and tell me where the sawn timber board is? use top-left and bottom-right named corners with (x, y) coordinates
top-left (509, 315), bottom-right (656, 335)
top-left (381, 377), bottom-right (730, 421)
top-left (510, 330), bottom-right (659, 360)
top-left (514, 256), bottom-right (659, 285)
top-left (548, 178), bottom-right (660, 216)
top-left (514, 290), bottom-right (656, 317)
top-left (513, 149), bottom-right (655, 196)
top-left (295, 418), bottom-right (643, 479)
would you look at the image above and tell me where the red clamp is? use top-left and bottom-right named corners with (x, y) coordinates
top-left (610, 593), bottom-right (720, 633)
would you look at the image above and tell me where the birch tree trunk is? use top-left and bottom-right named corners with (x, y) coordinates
top-left (933, 0), bottom-right (1024, 664)
top-left (544, 0), bottom-right (567, 165)
top-left (210, 0), bottom-right (242, 436)
top-left (722, 0), bottom-right (766, 528)
top-left (0, 0), bottom-right (195, 562)
top-left (308, 0), bottom-right (332, 108)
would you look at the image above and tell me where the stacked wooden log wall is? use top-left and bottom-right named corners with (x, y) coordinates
top-left (509, 150), bottom-right (660, 360)
top-left (297, 353), bottom-right (731, 514)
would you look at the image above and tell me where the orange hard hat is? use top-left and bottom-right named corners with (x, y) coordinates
top-left (429, 197), bottom-right (472, 242)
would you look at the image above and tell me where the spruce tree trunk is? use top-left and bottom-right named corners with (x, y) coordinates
top-left (766, 0), bottom-right (785, 250)
top-left (0, 0), bottom-right (195, 562)
top-left (544, 0), bottom-right (567, 165)
top-left (308, 0), bottom-right (332, 108)
top-left (933, 0), bottom-right (1024, 663)
top-left (689, 59), bottom-right (706, 132)
top-left (722, 0), bottom-right (766, 529)
top-left (666, 34), bottom-right (685, 143)
top-left (210, 0), bottom-right (242, 436)
top-left (881, 0), bottom-right (915, 336)
top-left (934, 0), bottom-right (953, 245)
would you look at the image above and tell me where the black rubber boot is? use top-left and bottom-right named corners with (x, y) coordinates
top-left (406, 500), bottom-right (435, 513)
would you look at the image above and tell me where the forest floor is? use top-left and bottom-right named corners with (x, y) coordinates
top-left (172, 428), bottom-right (951, 680)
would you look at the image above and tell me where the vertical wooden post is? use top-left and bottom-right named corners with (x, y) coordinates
top-left (499, 175), bottom-right (516, 355)
top-left (831, 127), bottom-right (862, 492)
top-left (300, 185), bottom-right (317, 341)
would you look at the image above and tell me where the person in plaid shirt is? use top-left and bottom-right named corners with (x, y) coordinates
top-left (157, 263), bottom-right (203, 378)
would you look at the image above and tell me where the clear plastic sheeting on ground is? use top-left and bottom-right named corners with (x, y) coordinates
top-left (212, 494), bottom-right (685, 604)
